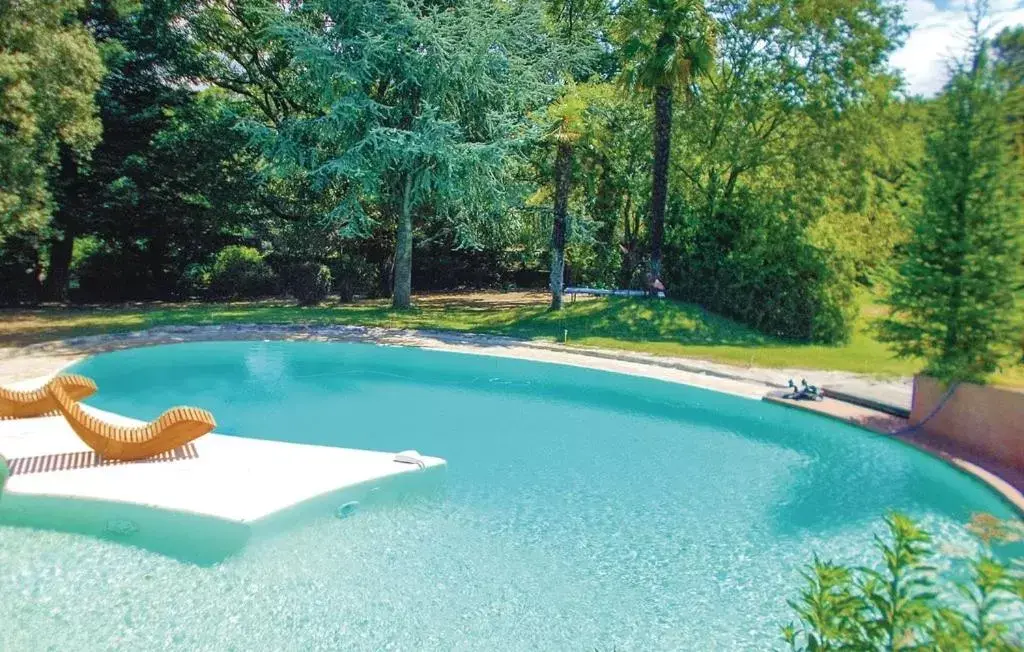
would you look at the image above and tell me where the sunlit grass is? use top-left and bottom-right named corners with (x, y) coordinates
top-left (2, 291), bottom-right (1021, 386)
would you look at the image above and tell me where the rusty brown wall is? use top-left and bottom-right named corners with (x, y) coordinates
top-left (911, 376), bottom-right (1024, 471)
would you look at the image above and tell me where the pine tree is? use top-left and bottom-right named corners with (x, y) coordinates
top-left (259, 0), bottom-right (557, 309)
top-left (879, 34), bottom-right (1023, 383)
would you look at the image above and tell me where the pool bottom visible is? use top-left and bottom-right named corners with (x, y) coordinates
top-left (0, 340), bottom-right (1018, 650)
top-left (0, 464), bottom-right (446, 566)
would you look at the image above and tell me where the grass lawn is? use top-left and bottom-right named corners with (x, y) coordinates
top-left (2, 291), bottom-right (1022, 386)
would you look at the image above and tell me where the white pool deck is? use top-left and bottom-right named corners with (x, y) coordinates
top-left (0, 413), bottom-right (444, 523)
top-left (0, 378), bottom-right (445, 563)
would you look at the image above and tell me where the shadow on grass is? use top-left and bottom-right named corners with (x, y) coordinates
top-left (476, 297), bottom-right (771, 347)
top-left (0, 295), bottom-right (772, 350)
top-left (0, 294), bottom-right (963, 379)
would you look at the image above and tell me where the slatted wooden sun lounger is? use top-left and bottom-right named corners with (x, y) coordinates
top-left (0, 374), bottom-right (97, 419)
top-left (46, 377), bottom-right (216, 461)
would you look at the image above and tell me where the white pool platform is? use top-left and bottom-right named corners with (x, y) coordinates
top-left (0, 400), bottom-right (445, 564)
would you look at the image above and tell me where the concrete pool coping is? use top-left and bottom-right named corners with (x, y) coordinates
top-left (0, 324), bottom-right (1019, 517)
top-left (0, 323), bottom-right (771, 398)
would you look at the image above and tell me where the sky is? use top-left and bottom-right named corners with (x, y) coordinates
top-left (893, 0), bottom-right (1024, 95)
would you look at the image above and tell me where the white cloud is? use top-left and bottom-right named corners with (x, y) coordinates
top-left (892, 1), bottom-right (1024, 96)
top-left (903, 0), bottom-right (940, 23)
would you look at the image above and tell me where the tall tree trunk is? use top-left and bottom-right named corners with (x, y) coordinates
top-left (44, 148), bottom-right (80, 303)
top-left (392, 172), bottom-right (414, 309)
top-left (549, 141), bottom-right (573, 310)
top-left (593, 154), bottom-right (618, 287)
top-left (619, 191), bottom-right (635, 288)
top-left (148, 234), bottom-right (169, 299)
top-left (44, 225), bottom-right (74, 303)
top-left (650, 84), bottom-right (673, 281)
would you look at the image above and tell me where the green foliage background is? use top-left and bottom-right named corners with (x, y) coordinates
top-left (0, 0), bottom-right (1020, 373)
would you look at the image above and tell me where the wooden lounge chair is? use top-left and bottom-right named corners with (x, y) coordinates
top-left (0, 374), bottom-right (97, 419)
top-left (46, 377), bottom-right (216, 461)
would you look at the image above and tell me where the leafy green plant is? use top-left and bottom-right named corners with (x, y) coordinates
top-left (209, 245), bottom-right (277, 299)
top-left (666, 200), bottom-right (856, 343)
top-left (177, 263), bottom-right (212, 298)
top-left (0, 0), bottom-right (104, 246)
top-left (73, 242), bottom-right (154, 301)
top-left (783, 514), bottom-right (1024, 651)
top-left (284, 262), bottom-right (332, 306)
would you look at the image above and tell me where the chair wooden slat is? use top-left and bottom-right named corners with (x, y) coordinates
top-left (0, 375), bottom-right (97, 419)
top-left (46, 381), bottom-right (216, 462)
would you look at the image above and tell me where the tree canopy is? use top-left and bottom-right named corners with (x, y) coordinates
top-left (256, 0), bottom-right (559, 308)
top-left (0, 0), bottom-right (104, 245)
top-left (0, 0), bottom-right (1020, 368)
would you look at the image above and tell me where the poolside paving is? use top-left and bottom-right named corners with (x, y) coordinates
top-left (0, 322), bottom-right (895, 400)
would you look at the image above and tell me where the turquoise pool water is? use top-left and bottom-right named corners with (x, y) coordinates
top-left (0, 341), bottom-right (1017, 650)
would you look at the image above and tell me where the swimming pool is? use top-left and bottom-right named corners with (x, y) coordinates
top-left (0, 340), bottom-right (1016, 650)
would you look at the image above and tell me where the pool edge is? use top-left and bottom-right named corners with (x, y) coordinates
top-left (2, 325), bottom-right (1019, 521)
top-left (762, 394), bottom-right (1024, 518)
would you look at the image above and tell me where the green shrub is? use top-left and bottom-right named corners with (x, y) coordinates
top-left (331, 253), bottom-right (376, 303)
top-left (73, 240), bottom-right (215, 301)
top-left (285, 262), bottom-right (332, 305)
top-left (177, 263), bottom-right (211, 298)
top-left (666, 202), bottom-right (856, 343)
top-left (74, 244), bottom-right (151, 301)
top-left (783, 514), bottom-right (1024, 651)
top-left (0, 235), bottom-right (41, 305)
top-left (209, 245), bottom-right (277, 299)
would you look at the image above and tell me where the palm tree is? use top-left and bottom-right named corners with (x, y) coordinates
top-left (543, 83), bottom-right (615, 310)
top-left (549, 131), bottom-right (575, 310)
top-left (545, 89), bottom-right (588, 310)
top-left (619, 0), bottom-right (714, 284)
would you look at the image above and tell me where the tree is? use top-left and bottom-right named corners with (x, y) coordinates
top-left (577, 91), bottom-right (651, 289)
top-left (175, 0), bottom-right (310, 127)
top-left (262, 0), bottom-right (557, 309)
top-left (992, 25), bottom-right (1024, 89)
top-left (541, 86), bottom-right (615, 309)
top-left (541, 0), bottom-right (605, 311)
top-left (664, 0), bottom-right (909, 342)
top-left (43, 0), bottom-right (186, 301)
top-left (616, 0), bottom-right (714, 282)
top-left (991, 25), bottom-right (1023, 200)
top-left (879, 20), bottom-right (1023, 383)
top-left (0, 0), bottom-right (103, 246)
top-left (673, 0), bottom-right (907, 227)
top-left (546, 95), bottom-right (579, 310)
top-left (40, 0), bottom-right (263, 302)
top-left (991, 25), bottom-right (1024, 364)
